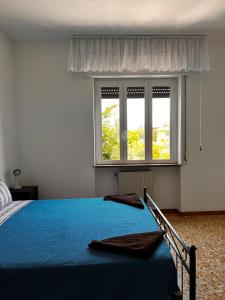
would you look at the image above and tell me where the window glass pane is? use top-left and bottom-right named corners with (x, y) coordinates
top-left (152, 87), bottom-right (170, 160)
top-left (101, 97), bottom-right (120, 160)
top-left (127, 88), bottom-right (145, 160)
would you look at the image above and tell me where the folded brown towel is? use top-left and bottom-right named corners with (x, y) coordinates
top-left (104, 193), bottom-right (144, 209)
top-left (89, 230), bottom-right (165, 259)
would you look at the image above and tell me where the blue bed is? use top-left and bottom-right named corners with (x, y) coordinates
top-left (0, 198), bottom-right (177, 300)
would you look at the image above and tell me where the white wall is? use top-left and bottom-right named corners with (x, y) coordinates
top-left (14, 38), bottom-right (225, 211)
top-left (180, 39), bottom-right (225, 211)
top-left (0, 32), bottom-right (18, 185)
top-left (14, 40), bottom-right (180, 206)
top-left (95, 166), bottom-right (180, 209)
top-left (15, 41), bottom-right (95, 198)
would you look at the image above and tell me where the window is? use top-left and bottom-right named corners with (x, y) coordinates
top-left (94, 78), bottom-right (182, 165)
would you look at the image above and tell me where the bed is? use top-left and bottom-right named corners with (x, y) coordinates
top-left (0, 189), bottom-right (196, 300)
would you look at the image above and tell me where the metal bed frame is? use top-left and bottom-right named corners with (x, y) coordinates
top-left (143, 188), bottom-right (196, 300)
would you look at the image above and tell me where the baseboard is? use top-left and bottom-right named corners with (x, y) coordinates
top-left (161, 209), bottom-right (179, 214)
top-left (178, 210), bottom-right (225, 216)
top-left (162, 209), bottom-right (225, 216)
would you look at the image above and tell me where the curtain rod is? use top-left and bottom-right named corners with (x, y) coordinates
top-left (72, 34), bottom-right (206, 38)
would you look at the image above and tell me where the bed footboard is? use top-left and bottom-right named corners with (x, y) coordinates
top-left (143, 188), bottom-right (196, 300)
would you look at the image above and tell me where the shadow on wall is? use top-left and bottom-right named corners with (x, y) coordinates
top-left (0, 33), bottom-right (18, 186)
top-left (0, 110), bottom-right (13, 185)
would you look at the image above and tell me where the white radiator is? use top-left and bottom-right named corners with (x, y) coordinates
top-left (118, 171), bottom-right (152, 197)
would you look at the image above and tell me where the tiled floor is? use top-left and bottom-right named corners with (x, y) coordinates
top-left (166, 213), bottom-right (225, 300)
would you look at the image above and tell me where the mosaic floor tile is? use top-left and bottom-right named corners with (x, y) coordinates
top-left (166, 213), bottom-right (225, 300)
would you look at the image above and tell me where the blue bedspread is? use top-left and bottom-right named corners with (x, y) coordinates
top-left (0, 198), bottom-right (177, 300)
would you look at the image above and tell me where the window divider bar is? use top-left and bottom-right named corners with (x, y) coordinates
top-left (122, 82), bottom-right (128, 162)
top-left (148, 82), bottom-right (153, 163)
top-left (118, 82), bottom-right (124, 162)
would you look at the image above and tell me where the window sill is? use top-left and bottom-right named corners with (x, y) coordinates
top-left (93, 163), bottom-right (182, 167)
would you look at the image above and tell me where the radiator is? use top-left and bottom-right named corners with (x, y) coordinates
top-left (118, 171), bottom-right (152, 197)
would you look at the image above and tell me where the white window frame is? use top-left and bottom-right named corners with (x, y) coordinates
top-left (94, 77), bottom-right (183, 166)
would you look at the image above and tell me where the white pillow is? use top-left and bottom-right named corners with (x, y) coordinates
top-left (0, 178), bottom-right (12, 209)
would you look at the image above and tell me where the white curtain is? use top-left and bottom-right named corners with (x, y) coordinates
top-left (68, 35), bottom-right (210, 73)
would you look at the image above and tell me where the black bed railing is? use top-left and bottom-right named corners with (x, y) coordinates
top-left (143, 188), bottom-right (196, 300)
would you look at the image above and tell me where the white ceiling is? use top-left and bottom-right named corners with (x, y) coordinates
top-left (0, 0), bottom-right (225, 40)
